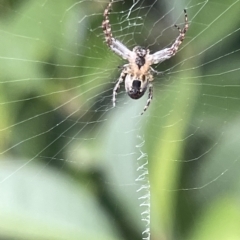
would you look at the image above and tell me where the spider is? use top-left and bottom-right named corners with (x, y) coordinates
top-left (102, 0), bottom-right (188, 114)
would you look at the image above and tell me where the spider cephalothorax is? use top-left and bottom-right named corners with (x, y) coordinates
top-left (133, 46), bottom-right (148, 68)
top-left (102, 0), bottom-right (189, 114)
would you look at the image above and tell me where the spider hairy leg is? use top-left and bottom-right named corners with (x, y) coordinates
top-left (112, 70), bottom-right (127, 107)
top-left (174, 24), bottom-right (182, 33)
top-left (102, 0), bottom-right (114, 47)
top-left (141, 83), bottom-right (153, 115)
top-left (151, 9), bottom-right (188, 65)
top-left (183, 9), bottom-right (188, 32)
top-left (150, 67), bottom-right (163, 76)
top-left (118, 64), bottom-right (129, 71)
top-left (170, 9), bottom-right (188, 55)
top-left (102, 1), bottom-right (131, 59)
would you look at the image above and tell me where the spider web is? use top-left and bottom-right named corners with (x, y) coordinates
top-left (0, 0), bottom-right (240, 239)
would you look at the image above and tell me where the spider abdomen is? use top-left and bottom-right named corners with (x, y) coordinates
top-left (125, 76), bottom-right (148, 100)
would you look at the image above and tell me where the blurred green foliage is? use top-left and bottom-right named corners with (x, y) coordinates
top-left (0, 0), bottom-right (240, 240)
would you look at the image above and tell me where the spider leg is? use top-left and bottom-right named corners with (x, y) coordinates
top-left (118, 64), bottom-right (129, 71)
top-left (112, 70), bottom-right (127, 107)
top-left (102, 0), bottom-right (114, 47)
top-left (141, 83), bottom-right (153, 115)
top-left (151, 9), bottom-right (188, 64)
top-left (150, 67), bottom-right (163, 76)
top-left (170, 9), bottom-right (188, 55)
top-left (102, 1), bottom-right (131, 59)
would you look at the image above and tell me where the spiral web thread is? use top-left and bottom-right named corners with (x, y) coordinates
top-left (136, 136), bottom-right (151, 240)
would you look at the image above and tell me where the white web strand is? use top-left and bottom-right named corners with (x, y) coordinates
top-left (136, 136), bottom-right (150, 240)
